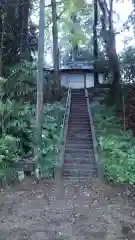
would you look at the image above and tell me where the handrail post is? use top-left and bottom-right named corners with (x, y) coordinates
top-left (84, 73), bottom-right (86, 90)
top-left (85, 88), bottom-right (104, 181)
top-left (55, 84), bottom-right (71, 181)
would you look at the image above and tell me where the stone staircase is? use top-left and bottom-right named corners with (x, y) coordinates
top-left (63, 89), bottom-right (96, 182)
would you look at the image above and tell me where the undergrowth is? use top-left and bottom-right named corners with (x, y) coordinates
top-left (0, 101), bottom-right (64, 179)
top-left (92, 104), bottom-right (135, 184)
top-left (0, 62), bottom-right (65, 181)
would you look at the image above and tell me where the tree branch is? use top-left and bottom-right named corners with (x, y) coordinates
top-left (108, 0), bottom-right (113, 30)
top-left (44, 8), bottom-right (66, 29)
top-left (45, 0), bottom-right (64, 8)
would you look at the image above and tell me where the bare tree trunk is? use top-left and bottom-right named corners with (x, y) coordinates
top-left (71, 12), bottom-right (78, 61)
top-left (107, 34), bottom-right (121, 103)
top-left (51, 0), bottom-right (61, 100)
top-left (35, 0), bottom-right (45, 165)
top-left (93, 0), bottom-right (99, 86)
top-left (98, 0), bottom-right (121, 104)
top-left (20, 0), bottom-right (29, 60)
top-left (0, 13), bottom-right (5, 77)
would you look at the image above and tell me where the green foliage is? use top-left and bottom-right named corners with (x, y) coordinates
top-left (120, 46), bottom-right (135, 83)
top-left (0, 135), bottom-right (20, 179)
top-left (2, 61), bottom-right (36, 102)
top-left (0, 98), bottom-right (64, 180)
top-left (92, 104), bottom-right (135, 184)
top-left (0, 100), bottom-right (34, 154)
top-left (40, 103), bottom-right (65, 178)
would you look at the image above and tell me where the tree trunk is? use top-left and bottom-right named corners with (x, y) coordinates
top-left (93, 0), bottom-right (99, 86)
top-left (98, 0), bottom-right (121, 105)
top-left (71, 12), bottom-right (78, 61)
top-left (35, 0), bottom-right (45, 164)
top-left (0, 13), bottom-right (5, 77)
top-left (105, 32), bottom-right (121, 104)
top-left (20, 0), bottom-right (30, 60)
top-left (51, 0), bottom-right (61, 100)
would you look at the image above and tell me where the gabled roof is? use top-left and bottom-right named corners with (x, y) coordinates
top-left (60, 61), bottom-right (93, 70)
top-left (44, 61), bottom-right (95, 73)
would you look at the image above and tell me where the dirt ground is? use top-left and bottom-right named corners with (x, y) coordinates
top-left (0, 177), bottom-right (135, 240)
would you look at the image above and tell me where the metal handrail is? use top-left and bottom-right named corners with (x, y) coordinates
top-left (62, 84), bottom-right (71, 130)
top-left (85, 88), bottom-right (103, 180)
top-left (55, 84), bottom-right (71, 173)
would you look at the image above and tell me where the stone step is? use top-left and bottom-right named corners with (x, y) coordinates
top-left (67, 131), bottom-right (91, 134)
top-left (64, 158), bottom-right (94, 164)
top-left (71, 103), bottom-right (86, 105)
top-left (70, 108), bottom-right (87, 110)
top-left (68, 118), bottom-right (89, 121)
top-left (65, 143), bottom-right (93, 149)
top-left (65, 148), bottom-right (93, 153)
top-left (71, 105), bottom-right (86, 107)
top-left (68, 119), bottom-right (90, 122)
top-left (67, 138), bottom-right (92, 141)
top-left (68, 125), bottom-right (90, 127)
top-left (64, 154), bottom-right (94, 161)
top-left (70, 113), bottom-right (88, 116)
top-left (66, 140), bottom-right (92, 144)
top-left (69, 115), bottom-right (89, 118)
top-left (68, 122), bottom-right (89, 124)
top-left (69, 117), bottom-right (89, 119)
top-left (70, 107), bottom-right (87, 109)
top-left (64, 151), bottom-right (94, 158)
top-left (65, 146), bottom-right (93, 150)
top-left (71, 102), bottom-right (86, 104)
top-left (69, 114), bottom-right (88, 116)
top-left (63, 178), bottom-right (94, 183)
top-left (66, 140), bottom-right (92, 143)
top-left (65, 146), bottom-right (93, 152)
top-left (68, 120), bottom-right (89, 123)
top-left (67, 135), bottom-right (92, 139)
top-left (71, 100), bottom-right (86, 102)
top-left (70, 109), bottom-right (88, 111)
top-left (64, 163), bottom-right (95, 170)
top-left (67, 129), bottom-right (92, 133)
top-left (67, 134), bottom-right (92, 138)
top-left (63, 169), bottom-right (96, 177)
top-left (67, 133), bottom-right (92, 137)
top-left (69, 118), bottom-right (89, 121)
top-left (70, 103), bottom-right (87, 105)
top-left (68, 126), bottom-right (90, 129)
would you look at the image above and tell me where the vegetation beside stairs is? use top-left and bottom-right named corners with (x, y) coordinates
top-left (92, 92), bottom-right (135, 185)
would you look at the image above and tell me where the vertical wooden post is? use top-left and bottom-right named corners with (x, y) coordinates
top-left (35, 0), bottom-right (45, 180)
top-left (84, 73), bottom-right (86, 89)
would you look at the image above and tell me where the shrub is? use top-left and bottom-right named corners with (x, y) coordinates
top-left (92, 104), bottom-right (135, 184)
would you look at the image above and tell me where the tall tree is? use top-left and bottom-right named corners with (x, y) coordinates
top-left (0, 7), bottom-right (5, 76)
top-left (20, 0), bottom-right (30, 60)
top-left (93, 0), bottom-right (99, 86)
top-left (44, 0), bottom-right (93, 65)
top-left (70, 12), bottom-right (78, 60)
top-left (35, 0), bottom-right (45, 171)
top-left (98, 0), bottom-right (121, 103)
top-left (0, 0), bottom-right (37, 75)
top-left (51, 0), bottom-right (61, 99)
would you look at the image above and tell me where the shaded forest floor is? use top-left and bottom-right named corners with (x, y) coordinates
top-left (0, 177), bottom-right (135, 240)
